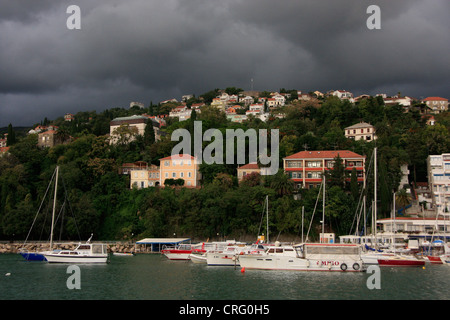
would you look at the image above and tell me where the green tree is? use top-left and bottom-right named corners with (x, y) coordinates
top-left (6, 124), bottom-right (16, 146)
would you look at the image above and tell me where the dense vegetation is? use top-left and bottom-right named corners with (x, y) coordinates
top-left (0, 91), bottom-right (449, 242)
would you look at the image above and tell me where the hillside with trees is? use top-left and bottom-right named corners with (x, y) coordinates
top-left (0, 91), bottom-right (448, 242)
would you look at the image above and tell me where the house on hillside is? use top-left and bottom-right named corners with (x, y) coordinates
top-left (159, 154), bottom-right (201, 187)
top-left (344, 122), bottom-right (377, 141)
top-left (283, 150), bottom-right (365, 189)
top-left (109, 115), bottom-right (160, 144)
top-left (422, 97), bottom-right (448, 114)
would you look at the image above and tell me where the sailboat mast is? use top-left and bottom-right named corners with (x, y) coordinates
top-left (49, 166), bottom-right (59, 250)
top-left (266, 195), bottom-right (269, 244)
top-left (322, 175), bottom-right (325, 243)
top-left (373, 147), bottom-right (377, 248)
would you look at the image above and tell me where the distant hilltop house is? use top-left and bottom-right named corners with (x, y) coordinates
top-left (344, 122), bottom-right (377, 141)
top-left (422, 97), bottom-right (448, 114)
top-left (36, 129), bottom-right (73, 148)
top-left (332, 90), bottom-right (354, 102)
top-left (64, 113), bottom-right (74, 121)
top-left (109, 115), bottom-right (161, 144)
top-left (0, 135), bottom-right (6, 148)
top-left (383, 95), bottom-right (414, 107)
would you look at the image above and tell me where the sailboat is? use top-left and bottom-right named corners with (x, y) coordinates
top-left (377, 192), bottom-right (425, 267)
top-left (19, 166), bottom-right (61, 261)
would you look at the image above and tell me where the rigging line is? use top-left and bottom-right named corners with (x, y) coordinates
top-left (349, 149), bottom-right (374, 235)
top-left (257, 196), bottom-right (267, 239)
top-left (60, 171), bottom-right (82, 241)
top-left (305, 179), bottom-right (323, 242)
top-left (22, 167), bottom-right (57, 246)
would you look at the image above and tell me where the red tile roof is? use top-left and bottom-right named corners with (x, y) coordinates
top-left (238, 162), bottom-right (259, 169)
top-left (284, 150), bottom-right (364, 160)
top-left (423, 97), bottom-right (448, 101)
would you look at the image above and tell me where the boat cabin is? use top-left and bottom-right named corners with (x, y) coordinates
top-left (295, 243), bottom-right (361, 258)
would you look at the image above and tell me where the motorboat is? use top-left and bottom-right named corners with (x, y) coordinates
top-left (43, 235), bottom-right (109, 263)
top-left (238, 242), bottom-right (365, 272)
top-left (162, 243), bottom-right (200, 260)
top-left (205, 242), bottom-right (265, 266)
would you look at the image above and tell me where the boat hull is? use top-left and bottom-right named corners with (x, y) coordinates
top-left (378, 257), bottom-right (425, 267)
top-left (238, 255), bottom-right (364, 272)
top-left (206, 252), bottom-right (239, 266)
top-left (44, 254), bottom-right (108, 263)
top-left (162, 250), bottom-right (192, 260)
top-left (20, 252), bottom-right (47, 261)
top-left (427, 256), bottom-right (444, 264)
top-left (189, 253), bottom-right (207, 264)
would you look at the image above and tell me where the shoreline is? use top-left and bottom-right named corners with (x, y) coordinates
top-left (0, 241), bottom-right (138, 254)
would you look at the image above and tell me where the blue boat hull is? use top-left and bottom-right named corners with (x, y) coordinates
top-left (20, 252), bottom-right (47, 261)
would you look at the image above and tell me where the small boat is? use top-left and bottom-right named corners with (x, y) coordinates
top-left (43, 235), bottom-right (109, 263)
top-left (162, 243), bottom-right (198, 260)
top-left (206, 243), bottom-right (265, 266)
top-left (113, 252), bottom-right (135, 257)
top-left (19, 251), bottom-right (47, 261)
top-left (377, 255), bottom-right (425, 267)
top-left (190, 253), bottom-right (207, 264)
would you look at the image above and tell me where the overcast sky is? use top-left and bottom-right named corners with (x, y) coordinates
top-left (0, 0), bottom-right (449, 127)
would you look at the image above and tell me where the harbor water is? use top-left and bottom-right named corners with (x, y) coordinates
top-left (1, 253), bottom-right (449, 301)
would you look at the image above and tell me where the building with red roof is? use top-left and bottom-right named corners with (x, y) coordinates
top-left (283, 150), bottom-right (365, 189)
top-left (422, 97), bottom-right (448, 114)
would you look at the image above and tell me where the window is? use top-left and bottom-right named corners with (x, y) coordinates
top-left (172, 172), bottom-right (176, 178)
top-left (306, 161), bottom-right (321, 168)
top-left (188, 172), bottom-right (192, 178)
top-left (165, 172), bottom-right (168, 178)
top-left (164, 161), bottom-right (170, 166)
top-left (287, 161), bottom-right (302, 168)
top-left (180, 172), bottom-right (184, 178)
top-left (307, 172), bottom-right (321, 179)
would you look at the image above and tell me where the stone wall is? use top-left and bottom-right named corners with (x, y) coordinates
top-left (0, 242), bottom-right (137, 254)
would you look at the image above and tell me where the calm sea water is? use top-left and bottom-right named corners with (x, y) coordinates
top-left (0, 253), bottom-right (448, 302)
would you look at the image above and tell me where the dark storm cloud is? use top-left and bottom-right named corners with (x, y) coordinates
top-left (0, 0), bottom-right (448, 127)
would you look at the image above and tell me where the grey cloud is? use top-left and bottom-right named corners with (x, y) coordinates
top-left (0, 0), bottom-right (448, 127)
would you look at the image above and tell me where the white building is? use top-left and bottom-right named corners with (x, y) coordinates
top-left (428, 153), bottom-right (450, 212)
top-left (344, 122), bottom-right (377, 141)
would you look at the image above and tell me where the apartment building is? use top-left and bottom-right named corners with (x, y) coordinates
top-left (427, 153), bottom-right (450, 212)
top-left (283, 150), bottom-right (365, 189)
